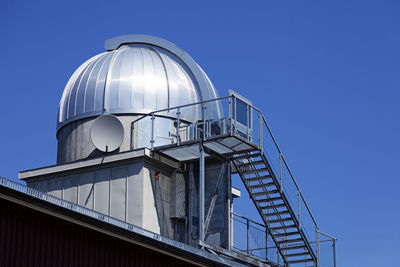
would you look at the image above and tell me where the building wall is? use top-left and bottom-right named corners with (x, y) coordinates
top-left (28, 160), bottom-right (171, 236)
top-left (0, 197), bottom-right (196, 267)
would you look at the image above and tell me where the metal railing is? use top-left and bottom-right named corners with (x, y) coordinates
top-left (124, 92), bottom-right (335, 266)
top-left (232, 213), bottom-right (284, 266)
top-left (232, 213), bottom-right (337, 267)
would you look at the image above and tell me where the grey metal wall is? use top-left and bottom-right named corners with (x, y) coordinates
top-left (28, 160), bottom-right (175, 236)
top-left (57, 115), bottom-right (185, 164)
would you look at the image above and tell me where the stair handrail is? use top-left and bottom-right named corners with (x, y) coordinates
top-left (259, 113), bottom-right (318, 228)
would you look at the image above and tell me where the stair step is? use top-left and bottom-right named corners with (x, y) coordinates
top-left (277, 238), bottom-right (304, 244)
top-left (267, 217), bottom-right (293, 224)
top-left (245, 175), bottom-right (272, 182)
top-left (233, 153), bottom-right (261, 160)
top-left (270, 225), bottom-right (297, 231)
top-left (243, 168), bottom-right (269, 175)
top-left (287, 259), bottom-right (314, 264)
top-left (264, 210), bottom-right (289, 217)
top-left (257, 196), bottom-right (282, 203)
top-left (261, 203), bottom-right (286, 210)
top-left (249, 183), bottom-right (276, 190)
top-left (253, 189), bottom-right (279, 197)
top-left (275, 231), bottom-right (300, 237)
top-left (286, 252), bottom-right (311, 257)
top-left (280, 245), bottom-right (307, 251)
top-left (238, 160), bottom-right (264, 168)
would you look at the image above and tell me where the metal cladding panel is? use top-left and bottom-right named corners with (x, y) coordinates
top-left (48, 177), bottom-right (63, 198)
top-left (78, 171), bottom-right (95, 209)
top-left (94, 169), bottom-right (110, 215)
top-left (110, 166), bottom-right (127, 221)
top-left (126, 163), bottom-right (143, 226)
top-left (63, 174), bottom-right (78, 203)
top-left (57, 38), bottom-right (224, 132)
top-left (0, 197), bottom-right (196, 267)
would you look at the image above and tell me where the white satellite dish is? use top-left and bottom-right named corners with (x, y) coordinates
top-left (90, 115), bottom-right (124, 152)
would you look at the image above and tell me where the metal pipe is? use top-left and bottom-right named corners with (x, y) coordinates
top-left (316, 227), bottom-right (320, 267)
top-left (333, 238), bottom-right (337, 267)
top-left (279, 153), bottom-right (283, 193)
top-left (176, 108), bottom-right (180, 146)
top-left (259, 112), bottom-right (263, 153)
top-left (246, 218), bottom-right (249, 254)
top-left (150, 113), bottom-right (155, 151)
top-left (131, 95), bottom-right (230, 125)
top-left (199, 143), bottom-right (205, 242)
top-left (298, 191), bottom-right (301, 230)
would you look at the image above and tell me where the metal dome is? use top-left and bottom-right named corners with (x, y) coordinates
top-left (57, 35), bottom-right (223, 132)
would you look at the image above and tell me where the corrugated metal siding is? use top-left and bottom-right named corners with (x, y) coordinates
top-left (0, 198), bottom-right (193, 267)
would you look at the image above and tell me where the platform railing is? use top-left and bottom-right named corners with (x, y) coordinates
top-left (128, 93), bottom-right (335, 266)
top-left (231, 212), bottom-right (284, 266)
top-left (228, 93), bottom-right (322, 261)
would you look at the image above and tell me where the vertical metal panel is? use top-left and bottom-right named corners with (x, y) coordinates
top-left (95, 168), bottom-right (110, 215)
top-left (35, 179), bottom-right (48, 193)
top-left (63, 174), bottom-right (78, 203)
top-left (110, 166), bottom-right (127, 221)
top-left (78, 171), bottom-right (95, 209)
top-left (48, 177), bottom-right (63, 198)
top-left (126, 163), bottom-right (143, 226)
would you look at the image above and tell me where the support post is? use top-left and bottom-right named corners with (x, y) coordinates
top-left (259, 112), bottom-right (263, 153)
top-left (316, 228), bottom-right (320, 267)
top-left (246, 218), bottom-right (249, 254)
top-left (199, 143), bottom-right (205, 243)
top-left (279, 153), bottom-right (283, 193)
top-left (150, 113), bottom-right (155, 151)
top-left (176, 108), bottom-right (180, 146)
top-left (298, 191), bottom-right (301, 230)
top-left (333, 238), bottom-right (337, 267)
top-left (227, 163), bottom-right (232, 249)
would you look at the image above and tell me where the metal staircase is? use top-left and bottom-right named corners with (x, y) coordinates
top-left (232, 151), bottom-right (317, 266)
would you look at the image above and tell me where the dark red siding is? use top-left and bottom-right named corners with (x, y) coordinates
top-left (0, 198), bottom-right (193, 267)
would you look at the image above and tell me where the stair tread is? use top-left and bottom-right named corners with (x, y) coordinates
top-left (245, 175), bottom-right (272, 182)
top-left (270, 224), bottom-right (297, 230)
top-left (275, 231), bottom-right (300, 237)
top-left (277, 238), bottom-right (304, 244)
top-left (286, 252), bottom-right (311, 257)
top-left (280, 244), bottom-right (307, 251)
top-left (267, 217), bottom-right (293, 224)
top-left (263, 210), bottom-right (289, 217)
top-left (253, 189), bottom-right (280, 196)
top-left (261, 203), bottom-right (286, 210)
top-left (257, 196), bottom-right (282, 203)
top-left (243, 168), bottom-right (269, 175)
top-left (238, 160), bottom-right (264, 168)
top-left (249, 182), bottom-right (276, 190)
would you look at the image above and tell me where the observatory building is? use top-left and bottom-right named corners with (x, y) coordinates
top-left (0, 35), bottom-right (336, 266)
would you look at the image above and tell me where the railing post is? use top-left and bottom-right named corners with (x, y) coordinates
top-left (201, 104), bottom-right (206, 141)
top-left (279, 153), bottom-right (283, 193)
top-left (298, 191), bottom-right (301, 230)
top-left (150, 113), bottom-right (155, 151)
top-left (228, 96), bottom-right (232, 135)
top-left (259, 112), bottom-right (263, 153)
top-left (333, 238), bottom-right (337, 267)
top-left (246, 218), bottom-right (250, 255)
top-left (316, 228), bottom-right (320, 267)
top-left (176, 107), bottom-right (181, 146)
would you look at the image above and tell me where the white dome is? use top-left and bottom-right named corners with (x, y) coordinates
top-left (57, 35), bottom-right (223, 131)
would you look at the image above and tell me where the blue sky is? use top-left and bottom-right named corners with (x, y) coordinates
top-left (1, 1), bottom-right (399, 266)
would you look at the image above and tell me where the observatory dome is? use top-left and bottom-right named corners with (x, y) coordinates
top-left (57, 35), bottom-right (222, 132)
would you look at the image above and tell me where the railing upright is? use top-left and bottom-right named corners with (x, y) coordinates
top-left (150, 113), bottom-right (155, 151)
top-left (176, 107), bottom-right (180, 146)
